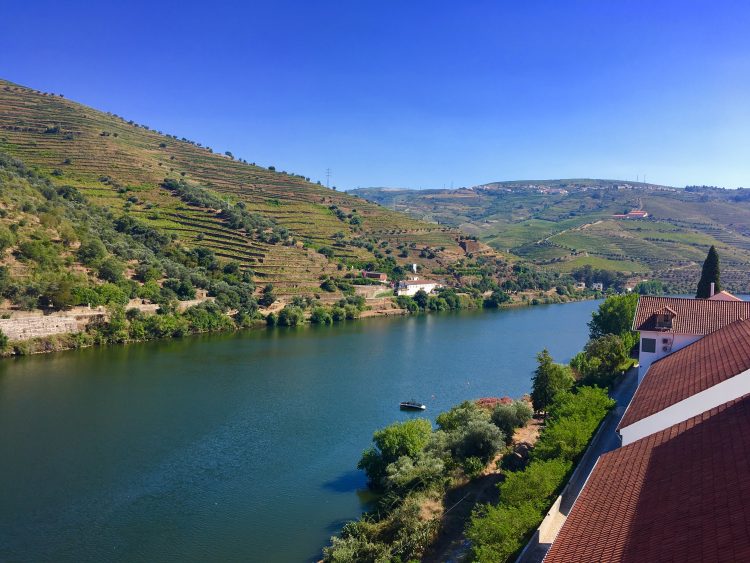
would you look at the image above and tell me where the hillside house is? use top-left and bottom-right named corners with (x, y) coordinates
top-left (633, 295), bottom-right (750, 381)
top-left (361, 271), bottom-right (387, 283)
top-left (591, 282), bottom-right (604, 291)
top-left (396, 279), bottom-right (441, 297)
top-left (612, 209), bottom-right (649, 219)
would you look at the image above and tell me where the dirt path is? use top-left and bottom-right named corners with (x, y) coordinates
top-left (422, 417), bottom-right (543, 562)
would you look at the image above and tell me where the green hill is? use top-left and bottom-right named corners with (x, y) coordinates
top-left (0, 78), bottom-right (480, 301)
top-left (352, 180), bottom-right (750, 292)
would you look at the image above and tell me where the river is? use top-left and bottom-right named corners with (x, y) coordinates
top-left (0, 300), bottom-right (599, 562)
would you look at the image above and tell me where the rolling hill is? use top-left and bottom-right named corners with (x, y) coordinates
top-left (0, 78), bottom-right (484, 300)
top-left (352, 180), bottom-right (750, 292)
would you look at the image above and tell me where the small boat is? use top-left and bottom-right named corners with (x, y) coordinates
top-left (400, 400), bottom-right (426, 411)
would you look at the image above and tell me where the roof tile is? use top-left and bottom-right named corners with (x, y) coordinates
top-left (633, 295), bottom-right (750, 334)
top-left (620, 318), bottom-right (750, 428)
top-left (546, 395), bottom-right (750, 562)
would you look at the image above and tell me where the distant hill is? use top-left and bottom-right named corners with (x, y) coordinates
top-left (0, 78), bottom-right (487, 303)
top-left (351, 179), bottom-right (750, 291)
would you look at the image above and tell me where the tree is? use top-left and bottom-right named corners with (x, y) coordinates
top-left (492, 401), bottom-right (534, 445)
top-left (588, 293), bottom-right (638, 350)
top-left (696, 245), bottom-right (721, 298)
top-left (357, 418), bottom-right (432, 487)
top-left (576, 334), bottom-right (628, 387)
top-left (259, 284), bottom-right (276, 307)
top-left (413, 289), bottom-right (429, 310)
top-left (484, 289), bottom-right (511, 308)
top-left (530, 349), bottom-right (574, 413)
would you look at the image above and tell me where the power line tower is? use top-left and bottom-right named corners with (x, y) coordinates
top-left (325, 168), bottom-right (332, 188)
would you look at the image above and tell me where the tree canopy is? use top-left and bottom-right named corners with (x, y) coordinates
top-left (588, 292), bottom-right (638, 350)
top-left (696, 245), bottom-right (721, 298)
top-left (530, 349), bottom-right (574, 413)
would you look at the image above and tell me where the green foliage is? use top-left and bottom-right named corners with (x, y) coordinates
top-left (484, 289), bottom-right (511, 308)
top-left (532, 387), bottom-right (614, 462)
top-left (588, 293), bottom-right (638, 350)
top-left (0, 329), bottom-right (8, 350)
top-left (277, 305), bottom-right (304, 327)
top-left (310, 307), bottom-right (333, 325)
top-left (634, 280), bottom-right (665, 295)
top-left (696, 245), bottom-right (721, 298)
top-left (530, 349), bottom-right (574, 412)
top-left (572, 334), bottom-right (629, 387)
top-left (467, 501), bottom-right (542, 563)
top-left (357, 418), bottom-right (432, 488)
top-left (0, 225), bottom-right (16, 251)
top-left (498, 458), bottom-right (571, 510)
top-left (259, 284), bottom-right (276, 307)
top-left (491, 401), bottom-right (534, 445)
top-left (436, 401), bottom-right (505, 463)
top-left (384, 452), bottom-right (447, 496)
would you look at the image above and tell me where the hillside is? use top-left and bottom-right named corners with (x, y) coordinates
top-left (352, 180), bottom-right (750, 291)
top-left (0, 78), bottom-right (480, 300)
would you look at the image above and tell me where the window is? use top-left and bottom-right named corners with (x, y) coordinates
top-left (641, 338), bottom-right (656, 353)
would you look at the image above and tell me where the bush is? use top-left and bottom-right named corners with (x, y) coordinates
top-left (310, 307), bottom-right (333, 324)
top-left (277, 305), bottom-right (304, 327)
top-left (498, 458), bottom-right (572, 510)
top-left (467, 501), bottom-right (542, 563)
top-left (532, 387), bottom-right (614, 462)
top-left (492, 401), bottom-right (533, 444)
top-left (358, 418), bottom-right (432, 488)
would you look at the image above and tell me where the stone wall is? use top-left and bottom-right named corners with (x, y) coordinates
top-left (0, 311), bottom-right (105, 341)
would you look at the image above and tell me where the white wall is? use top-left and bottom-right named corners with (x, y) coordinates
top-left (397, 283), bottom-right (438, 297)
top-left (637, 332), bottom-right (702, 382)
top-left (620, 367), bottom-right (750, 445)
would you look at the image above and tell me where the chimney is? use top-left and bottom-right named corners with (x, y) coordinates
top-left (710, 282), bottom-right (715, 297)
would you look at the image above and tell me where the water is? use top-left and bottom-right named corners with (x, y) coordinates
top-left (0, 300), bottom-right (599, 562)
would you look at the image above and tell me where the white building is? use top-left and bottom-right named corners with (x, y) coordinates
top-left (591, 282), bottom-right (604, 291)
top-left (632, 295), bottom-right (750, 381)
top-left (396, 279), bottom-right (441, 297)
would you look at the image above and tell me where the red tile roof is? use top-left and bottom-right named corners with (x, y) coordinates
top-left (546, 395), bottom-right (750, 562)
top-left (619, 318), bottom-right (750, 429)
top-left (709, 290), bottom-right (743, 301)
top-left (632, 295), bottom-right (750, 334)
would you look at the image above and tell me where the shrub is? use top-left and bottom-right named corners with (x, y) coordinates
top-left (358, 418), bottom-right (432, 488)
top-left (310, 307), bottom-right (333, 325)
top-left (492, 401), bottom-right (534, 444)
top-left (467, 501), bottom-right (542, 563)
top-left (498, 458), bottom-right (572, 510)
top-left (277, 305), bottom-right (304, 327)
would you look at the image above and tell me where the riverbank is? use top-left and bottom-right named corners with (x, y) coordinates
top-left (0, 289), bottom-right (600, 358)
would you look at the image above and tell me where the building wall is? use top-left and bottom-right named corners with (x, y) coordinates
top-left (620, 368), bottom-right (750, 445)
top-left (397, 283), bottom-right (437, 297)
top-left (637, 332), bottom-right (702, 382)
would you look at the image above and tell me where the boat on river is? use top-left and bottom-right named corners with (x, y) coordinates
top-left (399, 400), bottom-right (426, 411)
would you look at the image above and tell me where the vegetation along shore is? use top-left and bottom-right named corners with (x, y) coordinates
top-left (322, 293), bottom-right (637, 562)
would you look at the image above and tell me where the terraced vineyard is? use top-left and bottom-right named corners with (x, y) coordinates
top-left (353, 181), bottom-right (750, 292)
top-left (0, 79), bottom-right (472, 296)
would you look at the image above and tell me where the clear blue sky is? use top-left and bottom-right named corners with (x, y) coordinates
top-left (2, 1), bottom-right (749, 189)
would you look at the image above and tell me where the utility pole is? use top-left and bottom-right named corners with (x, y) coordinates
top-left (325, 168), bottom-right (332, 188)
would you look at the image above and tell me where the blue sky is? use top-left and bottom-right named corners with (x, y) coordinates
top-left (2, 1), bottom-right (749, 189)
